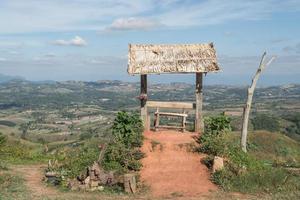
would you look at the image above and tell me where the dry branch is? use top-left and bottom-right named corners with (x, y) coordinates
top-left (241, 52), bottom-right (276, 152)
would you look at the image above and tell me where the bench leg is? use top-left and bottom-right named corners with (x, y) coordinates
top-left (182, 110), bottom-right (186, 132)
top-left (182, 116), bottom-right (186, 132)
top-left (154, 114), bottom-right (160, 131)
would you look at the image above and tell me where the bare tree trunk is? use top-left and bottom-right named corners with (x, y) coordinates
top-left (241, 52), bottom-right (276, 152)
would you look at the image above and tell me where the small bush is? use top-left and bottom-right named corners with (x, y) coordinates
top-left (197, 114), bottom-right (231, 156)
top-left (111, 111), bottom-right (143, 148)
top-left (0, 132), bottom-right (7, 146)
top-left (53, 145), bottom-right (99, 179)
top-left (102, 111), bottom-right (144, 173)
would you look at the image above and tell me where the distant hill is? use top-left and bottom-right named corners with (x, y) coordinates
top-left (0, 73), bottom-right (25, 83)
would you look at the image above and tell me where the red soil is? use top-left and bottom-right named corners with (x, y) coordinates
top-left (140, 130), bottom-right (217, 198)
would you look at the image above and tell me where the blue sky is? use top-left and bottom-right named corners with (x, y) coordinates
top-left (0, 0), bottom-right (299, 85)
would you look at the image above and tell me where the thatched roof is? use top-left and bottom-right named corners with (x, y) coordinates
top-left (128, 43), bottom-right (220, 75)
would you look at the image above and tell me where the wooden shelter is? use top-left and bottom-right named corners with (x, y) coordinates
top-left (128, 43), bottom-right (220, 132)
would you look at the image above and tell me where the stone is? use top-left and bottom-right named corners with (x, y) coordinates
top-left (78, 184), bottom-right (88, 191)
top-left (89, 180), bottom-right (99, 188)
top-left (212, 156), bottom-right (224, 173)
top-left (84, 176), bottom-right (90, 185)
top-left (68, 180), bottom-right (80, 191)
top-left (97, 186), bottom-right (104, 191)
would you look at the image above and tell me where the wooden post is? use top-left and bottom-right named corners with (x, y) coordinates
top-left (140, 75), bottom-right (148, 130)
top-left (195, 73), bottom-right (204, 133)
top-left (123, 174), bottom-right (137, 194)
top-left (241, 52), bottom-right (276, 152)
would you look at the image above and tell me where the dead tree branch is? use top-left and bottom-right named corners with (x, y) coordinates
top-left (241, 52), bottom-right (276, 152)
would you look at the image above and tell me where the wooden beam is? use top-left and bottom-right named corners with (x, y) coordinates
top-left (146, 101), bottom-right (194, 109)
top-left (195, 72), bottom-right (204, 133)
top-left (140, 75), bottom-right (148, 130)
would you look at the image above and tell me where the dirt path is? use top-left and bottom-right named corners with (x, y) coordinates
top-left (12, 164), bottom-right (59, 199)
top-left (140, 130), bottom-right (217, 198)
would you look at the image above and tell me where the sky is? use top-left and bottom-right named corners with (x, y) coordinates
top-left (0, 0), bottom-right (299, 85)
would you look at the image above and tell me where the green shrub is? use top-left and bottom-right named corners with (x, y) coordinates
top-left (283, 112), bottom-right (300, 135)
top-left (102, 111), bottom-right (144, 173)
top-left (252, 114), bottom-right (280, 132)
top-left (79, 132), bottom-right (93, 141)
top-left (112, 111), bottom-right (143, 148)
top-left (0, 132), bottom-right (7, 146)
top-left (53, 145), bottom-right (99, 179)
top-left (197, 114), bottom-right (231, 156)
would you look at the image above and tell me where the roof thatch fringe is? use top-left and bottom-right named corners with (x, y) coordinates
top-left (128, 43), bottom-right (220, 75)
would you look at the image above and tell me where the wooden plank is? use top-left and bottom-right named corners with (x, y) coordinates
top-left (154, 112), bottom-right (188, 117)
top-left (195, 72), bottom-right (204, 133)
top-left (146, 101), bottom-right (194, 109)
top-left (140, 75), bottom-right (148, 130)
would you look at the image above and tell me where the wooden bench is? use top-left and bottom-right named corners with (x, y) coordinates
top-left (154, 108), bottom-right (188, 132)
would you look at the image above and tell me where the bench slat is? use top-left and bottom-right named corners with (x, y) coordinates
top-left (155, 112), bottom-right (188, 117)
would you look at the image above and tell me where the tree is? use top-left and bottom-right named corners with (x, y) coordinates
top-left (241, 52), bottom-right (276, 152)
top-left (252, 114), bottom-right (280, 132)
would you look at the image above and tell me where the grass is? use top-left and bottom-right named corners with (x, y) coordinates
top-left (0, 137), bottom-right (50, 165)
top-left (225, 131), bottom-right (300, 167)
top-left (210, 131), bottom-right (300, 196)
top-left (0, 172), bottom-right (30, 200)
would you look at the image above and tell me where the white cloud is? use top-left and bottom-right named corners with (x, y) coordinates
top-left (0, 57), bottom-right (7, 61)
top-left (107, 17), bottom-right (160, 31)
top-left (53, 36), bottom-right (87, 47)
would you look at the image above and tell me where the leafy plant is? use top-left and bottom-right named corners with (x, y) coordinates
top-left (102, 111), bottom-right (144, 173)
top-left (111, 111), bottom-right (143, 148)
top-left (54, 145), bottom-right (99, 179)
top-left (197, 113), bottom-right (231, 156)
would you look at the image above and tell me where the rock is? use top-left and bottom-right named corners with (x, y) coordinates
top-left (97, 186), bottom-right (104, 191)
top-left (89, 187), bottom-right (97, 192)
top-left (68, 180), bottom-right (80, 191)
top-left (84, 176), bottom-right (90, 185)
top-left (78, 184), bottom-right (88, 191)
top-left (212, 156), bottom-right (224, 173)
top-left (89, 180), bottom-right (99, 188)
